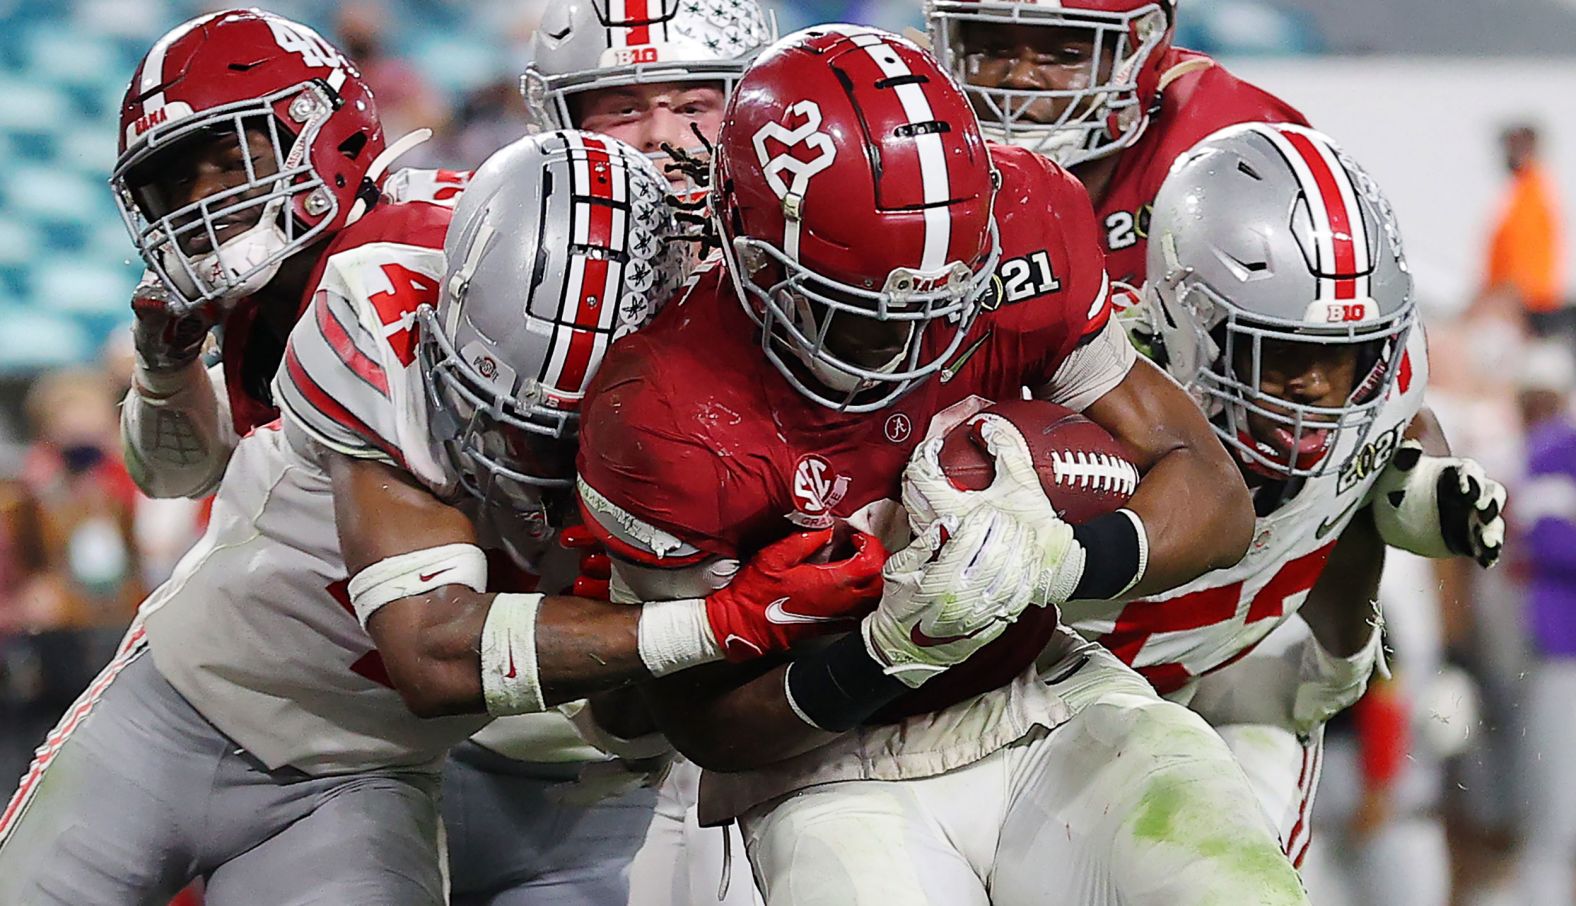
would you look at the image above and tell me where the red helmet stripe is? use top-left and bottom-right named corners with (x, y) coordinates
top-left (1259, 125), bottom-right (1372, 304)
top-left (546, 133), bottom-right (624, 397)
top-left (849, 32), bottom-right (954, 273)
top-left (1282, 130), bottom-right (1358, 300)
top-left (626, 0), bottom-right (652, 45)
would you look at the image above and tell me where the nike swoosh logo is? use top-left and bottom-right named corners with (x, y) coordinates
top-left (723, 634), bottom-right (763, 657)
top-left (419, 568), bottom-right (452, 583)
top-left (940, 329), bottom-right (992, 384)
top-left (909, 622), bottom-right (987, 648)
top-left (1315, 497), bottom-right (1364, 540)
top-left (764, 597), bottom-right (843, 625)
top-left (504, 638), bottom-right (518, 679)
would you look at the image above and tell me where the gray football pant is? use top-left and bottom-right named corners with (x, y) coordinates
top-left (443, 741), bottom-right (657, 905)
top-left (0, 646), bottom-right (445, 905)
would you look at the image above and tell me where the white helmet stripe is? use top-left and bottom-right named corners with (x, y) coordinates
top-left (140, 16), bottom-right (205, 115)
top-left (1253, 124), bottom-right (1367, 304)
top-left (1309, 130), bottom-right (1372, 300)
top-left (850, 32), bottom-right (952, 273)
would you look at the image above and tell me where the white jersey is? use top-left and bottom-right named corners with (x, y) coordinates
top-left (142, 203), bottom-right (596, 774)
top-left (1062, 326), bottom-right (1430, 698)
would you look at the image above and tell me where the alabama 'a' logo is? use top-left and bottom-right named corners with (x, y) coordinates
top-left (788, 454), bottom-right (850, 529)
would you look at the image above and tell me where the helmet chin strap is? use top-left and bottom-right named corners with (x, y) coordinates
top-left (347, 128), bottom-right (433, 225)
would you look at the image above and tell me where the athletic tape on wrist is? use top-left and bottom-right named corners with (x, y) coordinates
top-left (784, 631), bottom-right (908, 733)
top-left (1070, 508), bottom-right (1147, 601)
top-left (637, 598), bottom-right (723, 677)
top-left (480, 592), bottom-right (545, 716)
top-left (134, 356), bottom-right (207, 399)
top-left (347, 543), bottom-right (488, 628)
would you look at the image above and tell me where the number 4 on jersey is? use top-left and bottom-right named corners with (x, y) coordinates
top-left (366, 262), bottom-right (437, 367)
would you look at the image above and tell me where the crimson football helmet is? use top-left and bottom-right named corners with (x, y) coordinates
top-left (112, 10), bottom-right (386, 312)
top-left (712, 25), bottom-right (1001, 412)
top-left (928, 0), bottom-right (1176, 168)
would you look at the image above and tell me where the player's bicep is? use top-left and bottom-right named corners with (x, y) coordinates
top-left (1033, 315), bottom-right (1137, 411)
top-left (328, 450), bottom-right (478, 573)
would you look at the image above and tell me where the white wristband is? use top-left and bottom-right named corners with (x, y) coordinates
top-left (480, 592), bottom-right (545, 716)
top-left (637, 598), bottom-right (723, 677)
top-left (1117, 508), bottom-right (1149, 597)
top-left (347, 543), bottom-right (488, 628)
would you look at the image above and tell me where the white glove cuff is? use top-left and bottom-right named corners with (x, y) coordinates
top-left (636, 598), bottom-right (722, 677)
top-left (133, 356), bottom-right (208, 401)
top-left (1305, 615), bottom-right (1389, 688)
top-left (480, 592), bottom-right (546, 716)
top-left (347, 543), bottom-right (488, 628)
top-left (1372, 455), bottom-right (1451, 557)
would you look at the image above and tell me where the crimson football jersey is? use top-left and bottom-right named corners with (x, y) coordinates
top-left (579, 144), bottom-right (1120, 716)
top-left (218, 197), bottom-right (453, 436)
top-left (1094, 48), bottom-right (1308, 286)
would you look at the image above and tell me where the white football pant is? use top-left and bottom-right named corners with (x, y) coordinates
top-left (735, 649), bottom-right (1308, 906)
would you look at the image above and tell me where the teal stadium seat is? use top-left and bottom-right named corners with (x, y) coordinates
top-left (34, 258), bottom-right (136, 317)
top-left (0, 305), bottom-right (93, 371)
top-left (24, 27), bottom-right (122, 88)
top-left (0, 219), bottom-right (43, 269)
top-left (5, 165), bottom-right (106, 224)
top-left (0, 79), bottom-right (69, 132)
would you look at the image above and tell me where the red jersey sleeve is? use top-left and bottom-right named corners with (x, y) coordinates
top-left (1140, 52), bottom-right (1311, 206)
top-left (989, 146), bottom-right (1115, 388)
top-left (575, 333), bottom-right (753, 566)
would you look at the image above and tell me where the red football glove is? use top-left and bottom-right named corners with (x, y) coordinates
top-left (130, 271), bottom-right (215, 374)
top-left (704, 528), bottom-right (885, 662)
top-left (560, 525), bottom-right (612, 600)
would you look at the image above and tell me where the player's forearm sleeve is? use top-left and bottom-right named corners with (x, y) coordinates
top-left (121, 360), bottom-right (238, 499)
top-left (1041, 318), bottom-right (1137, 411)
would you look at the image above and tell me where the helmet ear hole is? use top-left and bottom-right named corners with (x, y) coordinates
top-left (337, 132), bottom-right (368, 160)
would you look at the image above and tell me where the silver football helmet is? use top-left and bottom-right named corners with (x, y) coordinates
top-left (418, 130), bottom-right (688, 526)
top-left (521, 0), bottom-right (772, 132)
top-left (1145, 123), bottom-right (1415, 480)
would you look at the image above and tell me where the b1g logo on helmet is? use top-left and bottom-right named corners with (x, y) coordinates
top-left (753, 100), bottom-right (838, 206)
top-left (788, 454), bottom-right (850, 529)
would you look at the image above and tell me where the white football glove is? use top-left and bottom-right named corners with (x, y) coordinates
top-left (1371, 440), bottom-right (1506, 568)
top-left (863, 506), bottom-right (1052, 687)
top-left (1292, 616), bottom-right (1389, 738)
top-left (902, 414), bottom-right (1086, 606)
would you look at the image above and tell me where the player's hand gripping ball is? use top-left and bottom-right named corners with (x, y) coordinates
top-left (903, 400), bottom-right (1139, 607)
